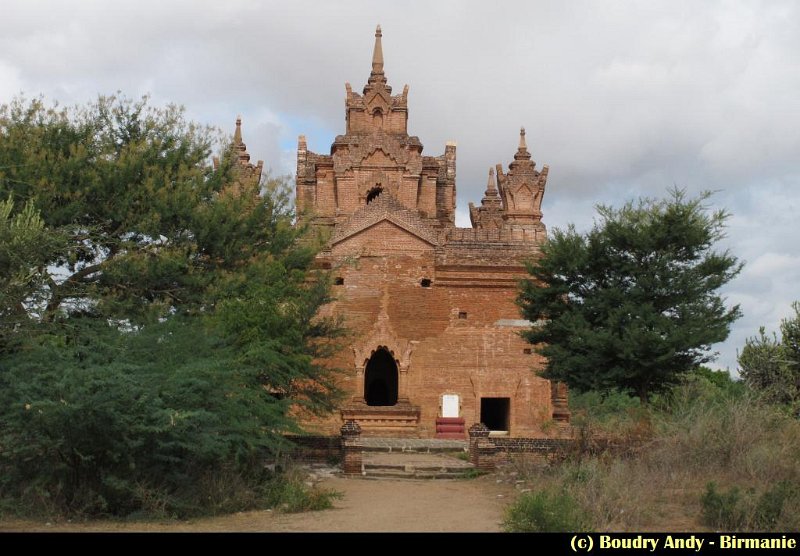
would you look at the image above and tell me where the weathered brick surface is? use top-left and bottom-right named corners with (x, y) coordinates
top-left (291, 27), bottom-right (570, 439)
top-left (466, 432), bottom-right (644, 470)
top-left (340, 420), bottom-right (363, 475)
top-left (284, 435), bottom-right (342, 463)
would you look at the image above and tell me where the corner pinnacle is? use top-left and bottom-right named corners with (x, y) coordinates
top-left (234, 115), bottom-right (243, 144)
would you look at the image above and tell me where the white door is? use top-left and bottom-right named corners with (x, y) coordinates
top-left (442, 394), bottom-right (460, 418)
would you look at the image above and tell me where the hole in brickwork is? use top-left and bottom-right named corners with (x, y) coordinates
top-left (366, 186), bottom-right (383, 204)
top-left (458, 311), bottom-right (467, 319)
top-left (364, 348), bottom-right (398, 407)
top-left (334, 277), bottom-right (344, 285)
top-left (420, 278), bottom-right (432, 288)
top-left (523, 348), bottom-right (532, 355)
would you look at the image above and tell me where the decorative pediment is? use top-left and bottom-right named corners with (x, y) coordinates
top-left (362, 148), bottom-right (397, 168)
top-left (510, 183), bottom-right (534, 210)
top-left (331, 192), bottom-right (440, 248)
top-left (333, 133), bottom-right (420, 174)
top-left (353, 326), bottom-right (413, 372)
top-left (366, 88), bottom-right (391, 110)
top-left (333, 220), bottom-right (436, 256)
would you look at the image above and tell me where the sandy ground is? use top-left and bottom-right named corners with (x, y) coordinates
top-left (0, 475), bottom-right (517, 533)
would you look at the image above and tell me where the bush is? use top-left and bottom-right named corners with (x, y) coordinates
top-left (261, 469), bottom-right (341, 513)
top-left (569, 389), bottom-right (642, 420)
top-left (701, 481), bottom-right (798, 531)
top-left (701, 482), bottom-right (746, 529)
top-left (0, 318), bottom-right (314, 518)
top-left (503, 490), bottom-right (588, 532)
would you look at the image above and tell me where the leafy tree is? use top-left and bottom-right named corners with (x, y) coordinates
top-left (0, 95), bottom-right (342, 516)
top-left (738, 303), bottom-right (800, 408)
top-left (518, 189), bottom-right (742, 402)
top-left (0, 196), bottom-right (65, 347)
top-left (1, 95), bottom-right (264, 322)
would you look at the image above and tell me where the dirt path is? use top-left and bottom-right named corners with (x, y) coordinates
top-left (0, 475), bottom-right (517, 532)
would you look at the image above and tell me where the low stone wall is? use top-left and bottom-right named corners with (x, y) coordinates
top-left (467, 423), bottom-right (642, 470)
top-left (492, 437), bottom-right (574, 462)
top-left (281, 422), bottom-right (364, 474)
top-left (284, 435), bottom-right (342, 463)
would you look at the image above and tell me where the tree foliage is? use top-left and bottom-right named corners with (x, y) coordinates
top-left (0, 95), bottom-right (342, 516)
top-left (738, 303), bottom-right (800, 409)
top-left (0, 196), bottom-right (65, 345)
top-left (518, 189), bottom-right (742, 402)
top-left (0, 95), bottom-right (268, 322)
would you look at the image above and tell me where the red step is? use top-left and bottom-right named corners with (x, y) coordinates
top-left (435, 416), bottom-right (465, 439)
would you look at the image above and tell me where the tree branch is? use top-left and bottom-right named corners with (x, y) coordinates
top-left (44, 262), bottom-right (105, 321)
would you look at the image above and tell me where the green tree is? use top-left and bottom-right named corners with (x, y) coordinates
top-left (738, 303), bottom-right (800, 408)
top-left (0, 95), bottom-right (342, 516)
top-left (0, 196), bottom-right (65, 347)
top-left (518, 189), bottom-right (742, 402)
top-left (1, 95), bottom-right (258, 322)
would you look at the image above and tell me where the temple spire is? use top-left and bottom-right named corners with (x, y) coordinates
top-left (372, 25), bottom-right (384, 75)
top-left (514, 126), bottom-right (532, 160)
top-left (367, 24), bottom-right (387, 87)
top-left (477, 166), bottom-right (502, 211)
top-left (214, 116), bottom-right (263, 189)
top-left (485, 167), bottom-right (499, 197)
top-left (233, 116), bottom-right (249, 163)
top-left (234, 115), bottom-right (243, 145)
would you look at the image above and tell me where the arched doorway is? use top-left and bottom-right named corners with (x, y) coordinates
top-left (364, 348), bottom-right (398, 406)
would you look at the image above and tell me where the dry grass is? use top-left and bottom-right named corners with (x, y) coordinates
top-left (506, 378), bottom-right (800, 531)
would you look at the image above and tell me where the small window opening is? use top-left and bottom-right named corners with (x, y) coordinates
top-left (420, 278), bottom-right (432, 288)
top-left (458, 311), bottom-right (467, 319)
top-left (480, 397), bottom-right (510, 432)
top-left (334, 277), bottom-right (344, 285)
top-left (523, 348), bottom-right (532, 355)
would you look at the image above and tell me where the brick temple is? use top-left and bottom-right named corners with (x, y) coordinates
top-left (236, 26), bottom-right (570, 438)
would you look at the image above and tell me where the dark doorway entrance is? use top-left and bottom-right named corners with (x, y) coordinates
top-left (480, 397), bottom-right (510, 431)
top-left (364, 348), bottom-right (398, 406)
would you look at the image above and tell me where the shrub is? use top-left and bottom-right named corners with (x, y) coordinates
top-left (701, 482), bottom-right (746, 529)
top-left (261, 470), bottom-right (340, 513)
top-left (503, 490), bottom-right (589, 532)
top-left (700, 481), bottom-right (799, 531)
top-left (0, 317), bottom-right (327, 518)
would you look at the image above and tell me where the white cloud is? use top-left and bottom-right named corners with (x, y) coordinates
top-left (2, 0), bottom-right (799, 376)
top-left (0, 60), bottom-right (23, 101)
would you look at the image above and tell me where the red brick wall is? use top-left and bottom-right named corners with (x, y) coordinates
top-left (303, 241), bottom-right (556, 438)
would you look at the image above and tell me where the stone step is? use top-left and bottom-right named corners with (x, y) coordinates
top-left (364, 463), bottom-right (468, 473)
top-left (359, 452), bottom-right (476, 480)
top-left (361, 467), bottom-right (475, 480)
top-left (360, 437), bottom-right (468, 453)
top-left (361, 446), bottom-right (466, 454)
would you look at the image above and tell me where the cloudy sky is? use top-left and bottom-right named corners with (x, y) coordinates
top-left (2, 0), bottom-right (798, 373)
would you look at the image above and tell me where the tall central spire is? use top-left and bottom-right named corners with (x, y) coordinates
top-left (368, 24), bottom-right (387, 86)
top-left (514, 126), bottom-right (532, 160)
top-left (372, 25), bottom-right (384, 75)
